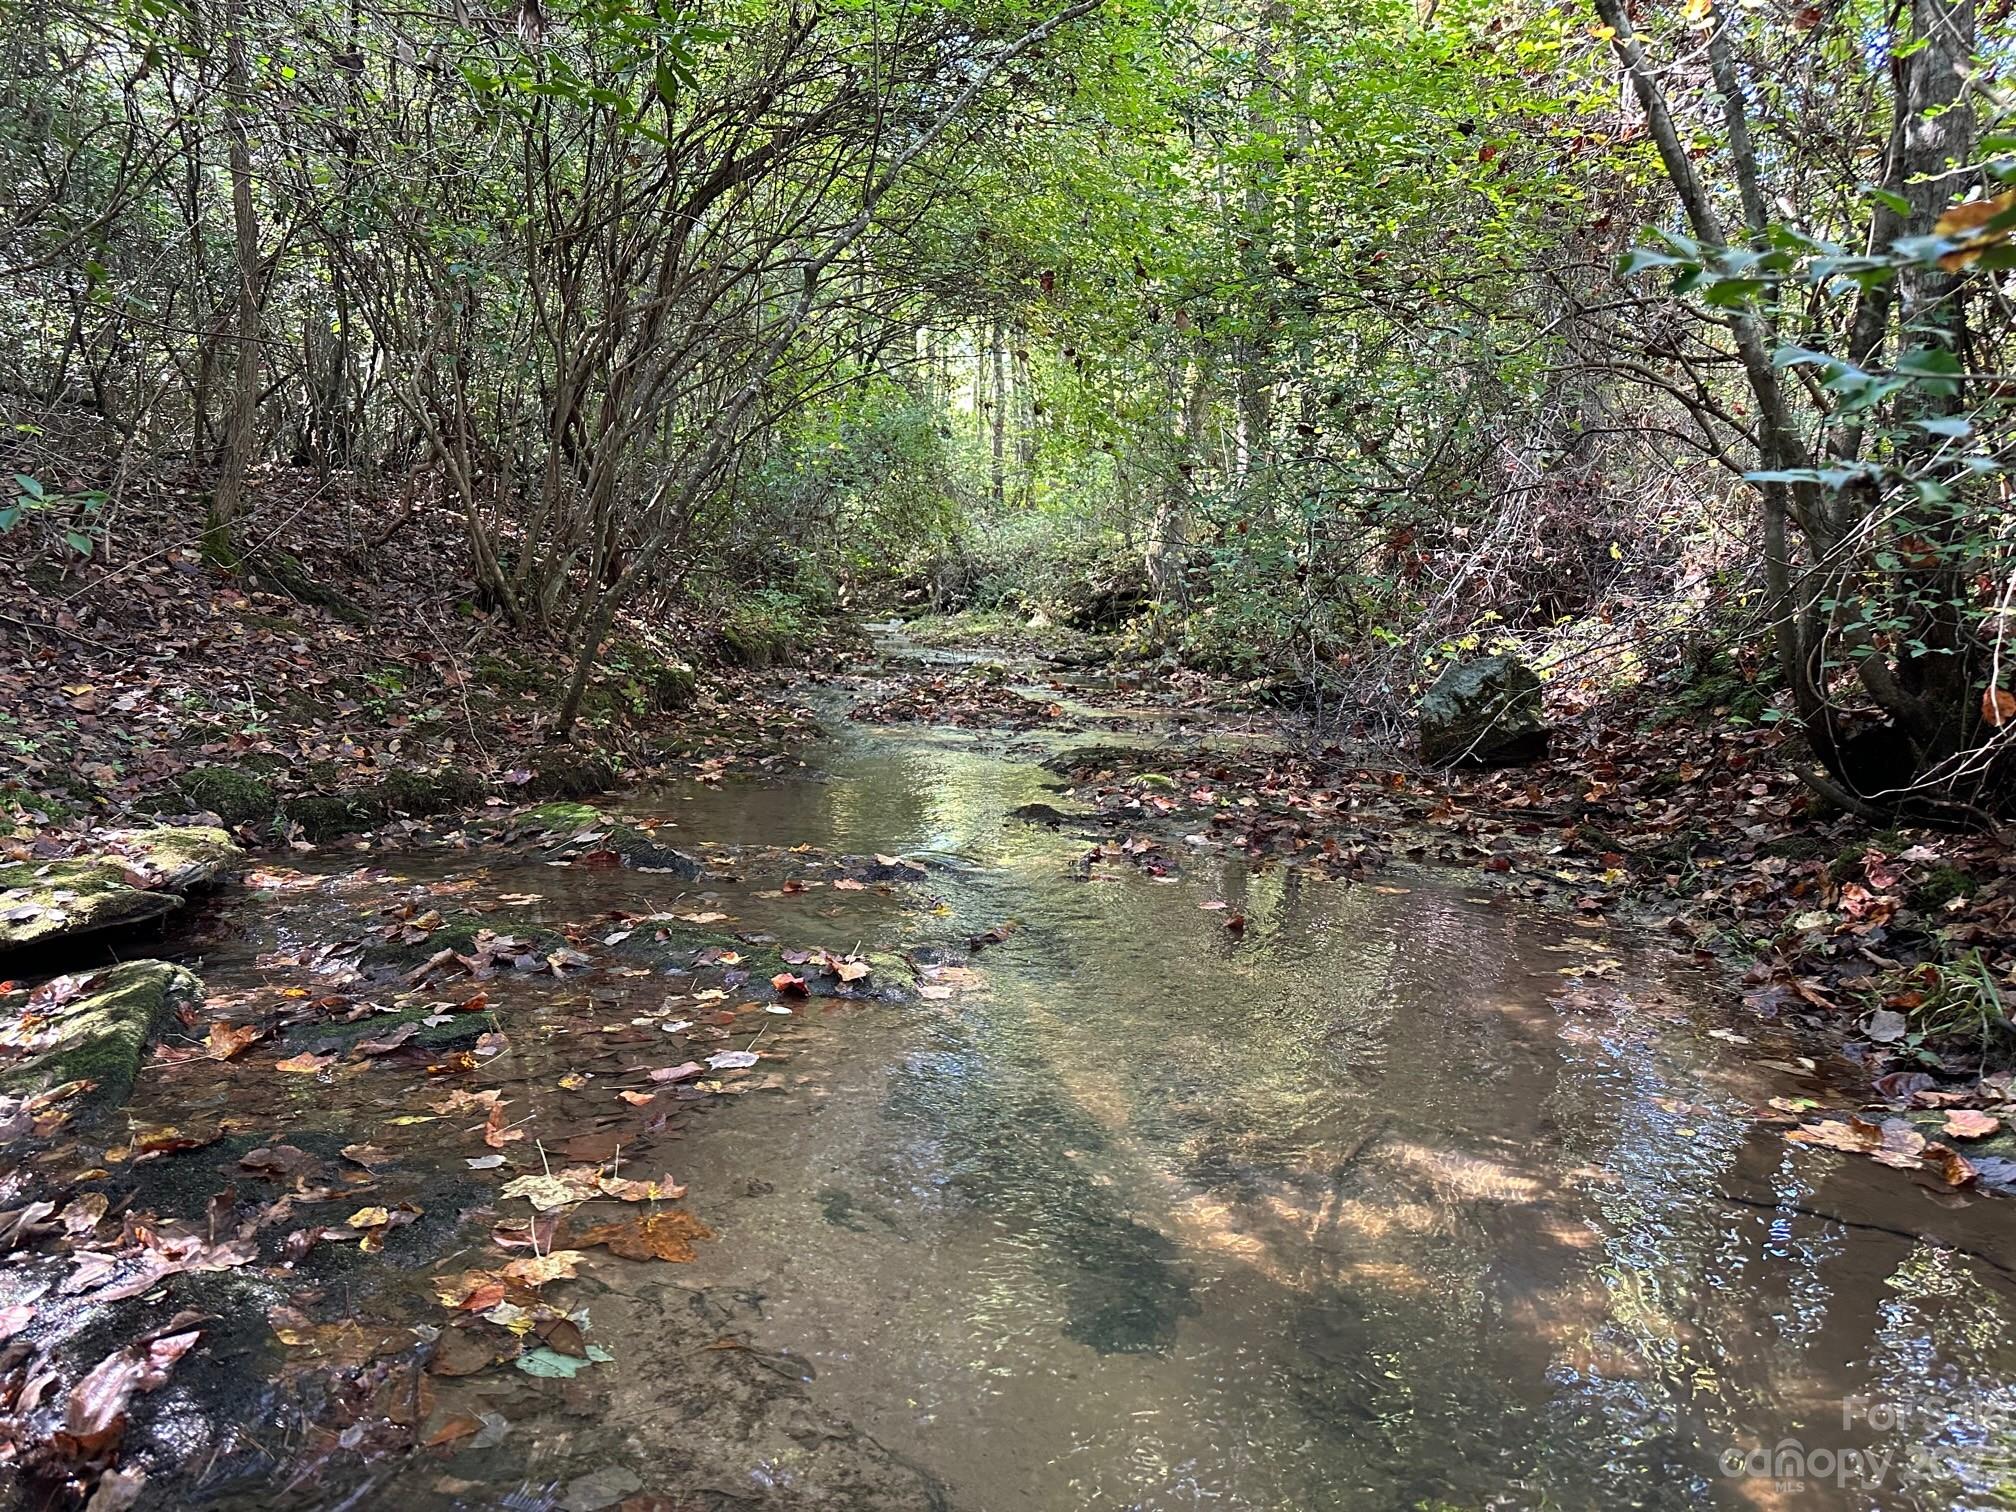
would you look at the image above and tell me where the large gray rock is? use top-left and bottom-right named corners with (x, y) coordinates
top-left (1418, 655), bottom-right (1549, 767)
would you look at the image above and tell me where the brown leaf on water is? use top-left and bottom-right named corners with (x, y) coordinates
top-left (1785, 1115), bottom-right (1883, 1153)
top-left (1921, 1142), bottom-right (1978, 1187)
top-left (204, 1020), bottom-right (268, 1060)
top-left (597, 1171), bottom-right (686, 1202)
top-left (537, 1316), bottom-right (587, 1357)
top-left (267, 1307), bottom-right (411, 1364)
top-left (341, 1143), bottom-right (392, 1168)
top-left (129, 1124), bottom-right (222, 1161)
top-left (482, 1100), bottom-right (524, 1149)
top-left (274, 1050), bottom-right (336, 1075)
top-left (427, 1325), bottom-right (514, 1377)
top-left (500, 1249), bottom-right (585, 1286)
top-left (567, 1210), bottom-right (713, 1262)
top-left (1942, 1109), bottom-right (2001, 1140)
top-left (354, 1022), bottom-right (419, 1056)
top-left (435, 1271), bottom-right (509, 1311)
top-left (58, 1328), bottom-right (202, 1461)
top-left (424, 1412), bottom-right (484, 1447)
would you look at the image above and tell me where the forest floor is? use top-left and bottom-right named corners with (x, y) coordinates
top-left (0, 475), bottom-right (829, 846)
top-left (5, 575), bottom-right (2016, 1506)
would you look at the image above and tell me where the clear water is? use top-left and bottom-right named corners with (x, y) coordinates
top-left (130, 641), bottom-right (2016, 1511)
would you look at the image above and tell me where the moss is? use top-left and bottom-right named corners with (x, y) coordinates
top-left (174, 765), bottom-right (279, 825)
top-left (0, 960), bottom-right (202, 1117)
top-left (653, 660), bottom-right (699, 710)
top-left (0, 783), bottom-right (75, 823)
top-left (719, 621), bottom-right (783, 669)
top-left (1832, 831), bottom-right (1908, 883)
top-left (299, 999), bottom-right (491, 1053)
top-left (1760, 835), bottom-right (1829, 863)
top-left (0, 858), bottom-right (180, 952)
top-left (524, 755), bottom-right (621, 800)
top-left (522, 801), bottom-right (604, 831)
top-left (476, 654), bottom-right (551, 698)
top-left (1909, 865), bottom-right (1978, 913)
top-left (240, 548), bottom-right (370, 625)
top-left (368, 768), bottom-right (489, 816)
top-left (287, 793), bottom-right (365, 842)
top-left (356, 915), bottom-right (567, 971)
top-left (0, 828), bottom-right (238, 955)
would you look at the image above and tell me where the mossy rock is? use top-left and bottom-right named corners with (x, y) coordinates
top-left (356, 916), bottom-right (568, 972)
top-left (653, 660), bottom-right (699, 711)
top-left (297, 999), bottom-right (491, 1054)
top-left (719, 622), bottom-right (785, 669)
top-left (175, 766), bottom-right (280, 826)
top-left (0, 858), bottom-right (181, 953)
top-left (520, 801), bottom-right (604, 832)
top-left (475, 654), bottom-right (552, 697)
top-left (0, 827), bottom-right (240, 956)
top-left (0, 959), bottom-right (203, 1117)
top-left (524, 755), bottom-right (620, 801)
top-left (368, 768), bottom-right (489, 816)
top-left (286, 793), bottom-right (367, 842)
top-left (517, 806), bottom-right (702, 877)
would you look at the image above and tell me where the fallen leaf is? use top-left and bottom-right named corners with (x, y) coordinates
top-left (1943, 1109), bottom-right (2001, 1140)
top-left (568, 1210), bottom-right (713, 1262)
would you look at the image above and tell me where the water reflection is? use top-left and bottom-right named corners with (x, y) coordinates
top-left (635, 691), bottom-right (2016, 1512)
top-left (153, 649), bottom-right (2016, 1511)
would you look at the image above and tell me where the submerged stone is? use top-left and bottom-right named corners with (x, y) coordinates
top-left (1417, 654), bottom-right (1550, 767)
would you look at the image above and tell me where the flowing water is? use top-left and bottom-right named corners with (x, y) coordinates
top-left (130, 637), bottom-right (2016, 1511)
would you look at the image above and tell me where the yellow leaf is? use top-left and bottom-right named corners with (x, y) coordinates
top-left (348, 1206), bottom-right (391, 1228)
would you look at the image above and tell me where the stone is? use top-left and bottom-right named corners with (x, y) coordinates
top-left (1417, 655), bottom-right (1549, 767)
top-left (0, 959), bottom-right (204, 1114)
top-left (0, 826), bottom-right (242, 955)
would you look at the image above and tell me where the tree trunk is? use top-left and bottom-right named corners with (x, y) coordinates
top-left (206, 0), bottom-right (261, 554)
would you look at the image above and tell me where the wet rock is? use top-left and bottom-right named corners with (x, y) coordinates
top-left (0, 959), bottom-right (203, 1118)
top-left (1008, 802), bottom-right (1078, 826)
top-left (0, 827), bottom-right (241, 956)
top-left (844, 853), bottom-right (929, 885)
top-left (1417, 654), bottom-right (1549, 767)
top-left (517, 803), bottom-right (704, 878)
top-left (560, 1465), bottom-right (643, 1511)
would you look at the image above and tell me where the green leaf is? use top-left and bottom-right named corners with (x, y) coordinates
top-left (515, 1344), bottom-right (613, 1378)
top-left (64, 529), bottom-right (93, 556)
top-left (12, 473), bottom-right (44, 501)
top-left (1897, 348), bottom-right (1962, 377)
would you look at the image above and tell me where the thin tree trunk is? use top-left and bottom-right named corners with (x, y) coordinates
top-left (206, 0), bottom-right (260, 553)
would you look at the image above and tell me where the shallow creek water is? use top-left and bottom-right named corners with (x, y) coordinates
top-left (144, 642), bottom-right (2016, 1511)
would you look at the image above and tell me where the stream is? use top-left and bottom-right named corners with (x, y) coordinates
top-left (104, 633), bottom-right (2016, 1510)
